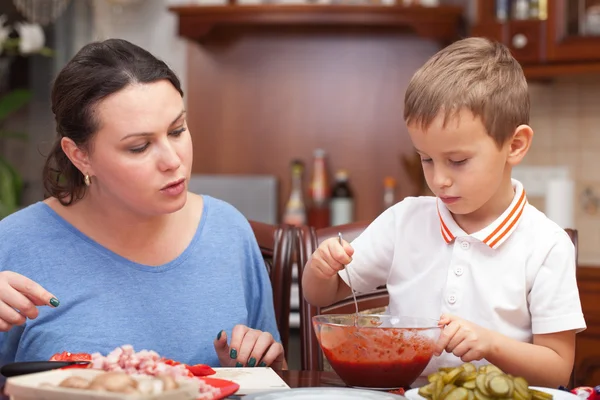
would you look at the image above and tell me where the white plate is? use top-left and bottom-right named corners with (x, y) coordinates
top-left (244, 387), bottom-right (406, 399)
top-left (404, 386), bottom-right (579, 400)
top-left (210, 367), bottom-right (290, 395)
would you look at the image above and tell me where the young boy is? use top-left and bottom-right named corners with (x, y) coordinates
top-left (302, 37), bottom-right (586, 388)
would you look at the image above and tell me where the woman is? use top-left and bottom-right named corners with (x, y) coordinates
top-left (0, 39), bottom-right (284, 370)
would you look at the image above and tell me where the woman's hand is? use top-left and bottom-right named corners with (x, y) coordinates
top-left (214, 325), bottom-right (285, 370)
top-left (0, 271), bottom-right (59, 332)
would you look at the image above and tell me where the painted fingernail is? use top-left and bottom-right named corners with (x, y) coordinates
top-left (216, 331), bottom-right (223, 340)
top-left (248, 357), bottom-right (256, 367)
top-left (49, 298), bottom-right (60, 307)
top-left (230, 349), bottom-right (237, 359)
top-left (235, 362), bottom-right (243, 367)
top-left (258, 362), bottom-right (267, 367)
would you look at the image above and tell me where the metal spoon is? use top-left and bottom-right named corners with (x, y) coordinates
top-left (339, 232), bottom-right (360, 326)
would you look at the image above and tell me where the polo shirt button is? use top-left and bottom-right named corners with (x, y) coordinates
top-left (448, 295), bottom-right (457, 304)
top-left (461, 241), bottom-right (470, 250)
top-left (455, 267), bottom-right (464, 276)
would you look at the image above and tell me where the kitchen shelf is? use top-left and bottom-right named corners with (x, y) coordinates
top-left (169, 4), bottom-right (464, 43)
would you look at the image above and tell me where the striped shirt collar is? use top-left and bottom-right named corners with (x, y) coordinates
top-left (437, 179), bottom-right (528, 249)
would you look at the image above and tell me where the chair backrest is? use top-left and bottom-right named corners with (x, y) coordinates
top-left (297, 223), bottom-right (580, 372)
top-left (248, 220), bottom-right (295, 358)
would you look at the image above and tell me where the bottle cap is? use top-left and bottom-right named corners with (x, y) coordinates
top-left (314, 148), bottom-right (326, 158)
top-left (384, 176), bottom-right (396, 188)
top-left (335, 169), bottom-right (349, 181)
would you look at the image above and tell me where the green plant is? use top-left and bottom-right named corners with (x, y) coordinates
top-left (0, 89), bottom-right (31, 219)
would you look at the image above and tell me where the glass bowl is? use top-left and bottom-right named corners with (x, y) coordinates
top-left (312, 314), bottom-right (441, 390)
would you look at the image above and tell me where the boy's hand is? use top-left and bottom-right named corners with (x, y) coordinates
top-left (309, 237), bottom-right (354, 279)
top-left (435, 314), bottom-right (496, 362)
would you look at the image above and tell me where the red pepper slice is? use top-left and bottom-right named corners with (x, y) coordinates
top-left (185, 364), bottom-right (215, 377)
top-left (162, 358), bottom-right (215, 376)
top-left (49, 351), bottom-right (92, 362)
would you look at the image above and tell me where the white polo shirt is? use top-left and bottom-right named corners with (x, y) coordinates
top-left (340, 179), bottom-right (586, 378)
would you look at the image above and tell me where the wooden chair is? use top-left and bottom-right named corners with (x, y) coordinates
top-left (298, 223), bottom-right (580, 383)
top-left (249, 220), bottom-right (295, 358)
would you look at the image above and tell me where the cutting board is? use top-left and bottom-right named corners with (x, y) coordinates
top-left (210, 368), bottom-right (290, 395)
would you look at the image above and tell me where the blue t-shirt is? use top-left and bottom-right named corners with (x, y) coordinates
top-left (0, 196), bottom-right (280, 369)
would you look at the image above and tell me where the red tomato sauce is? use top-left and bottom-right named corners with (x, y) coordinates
top-left (319, 325), bottom-right (435, 389)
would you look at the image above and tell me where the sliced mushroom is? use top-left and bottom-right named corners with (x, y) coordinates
top-left (58, 376), bottom-right (91, 390)
top-left (159, 375), bottom-right (179, 391)
top-left (89, 371), bottom-right (138, 393)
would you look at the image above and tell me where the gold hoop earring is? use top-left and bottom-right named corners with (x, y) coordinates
top-left (84, 174), bottom-right (91, 187)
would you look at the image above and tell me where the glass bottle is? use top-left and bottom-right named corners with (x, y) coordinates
top-left (330, 169), bottom-right (354, 226)
top-left (307, 148), bottom-right (330, 229)
top-left (383, 176), bottom-right (396, 211)
top-left (282, 160), bottom-right (307, 226)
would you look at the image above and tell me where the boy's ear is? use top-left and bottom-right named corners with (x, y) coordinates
top-left (507, 124), bottom-right (533, 166)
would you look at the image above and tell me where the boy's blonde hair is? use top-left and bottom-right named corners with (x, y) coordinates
top-left (404, 37), bottom-right (529, 146)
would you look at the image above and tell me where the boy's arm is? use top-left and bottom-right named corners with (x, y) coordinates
top-left (488, 230), bottom-right (582, 387)
top-left (485, 330), bottom-right (576, 388)
top-left (302, 259), bottom-right (352, 307)
top-left (302, 204), bottom-right (400, 308)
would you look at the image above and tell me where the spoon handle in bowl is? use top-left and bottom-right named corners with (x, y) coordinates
top-left (338, 232), bottom-right (360, 320)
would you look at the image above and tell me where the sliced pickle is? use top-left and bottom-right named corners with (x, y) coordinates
top-left (513, 377), bottom-right (530, 398)
top-left (475, 373), bottom-right (491, 396)
top-left (433, 376), bottom-right (445, 400)
top-left (484, 371), bottom-right (501, 390)
top-left (506, 377), bottom-right (515, 397)
top-left (474, 389), bottom-right (493, 400)
top-left (530, 389), bottom-right (553, 400)
top-left (444, 387), bottom-right (469, 400)
top-left (440, 367), bottom-right (457, 373)
top-left (462, 363), bottom-right (477, 374)
top-left (487, 376), bottom-right (510, 397)
top-left (418, 382), bottom-right (436, 398)
top-left (513, 389), bottom-right (531, 400)
top-left (463, 380), bottom-right (477, 390)
top-left (440, 384), bottom-right (457, 400)
top-left (484, 365), bottom-right (503, 375)
top-left (444, 368), bottom-right (463, 385)
top-left (423, 363), bottom-right (552, 400)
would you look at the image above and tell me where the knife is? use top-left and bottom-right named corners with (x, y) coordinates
top-left (0, 361), bottom-right (91, 377)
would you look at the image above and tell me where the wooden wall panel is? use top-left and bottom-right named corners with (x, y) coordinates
top-left (575, 267), bottom-right (600, 387)
top-left (185, 27), bottom-right (441, 222)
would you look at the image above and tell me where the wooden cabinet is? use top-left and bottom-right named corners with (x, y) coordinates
top-left (170, 4), bottom-right (464, 44)
top-left (170, 4), bottom-right (464, 224)
top-left (472, 0), bottom-right (600, 79)
top-left (575, 267), bottom-right (600, 387)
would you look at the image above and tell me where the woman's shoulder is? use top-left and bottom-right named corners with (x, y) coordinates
top-left (0, 202), bottom-right (53, 237)
top-left (200, 195), bottom-right (252, 229)
top-left (0, 202), bottom-right (64, 265)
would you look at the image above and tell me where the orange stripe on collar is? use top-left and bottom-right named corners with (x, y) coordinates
top-left (436, 180), bottom-right (528, 248)
top-left (483, 189), bottom-right (527, 246)
top-left (437, 202), bottom-right (455, 244)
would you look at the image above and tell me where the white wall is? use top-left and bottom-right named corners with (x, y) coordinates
top-left (91, 0), bottom-right (190, 93)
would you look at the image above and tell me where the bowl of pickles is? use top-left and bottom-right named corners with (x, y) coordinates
top-left (416, 363), bottom-right (554, 400)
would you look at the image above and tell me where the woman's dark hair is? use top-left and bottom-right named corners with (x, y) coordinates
top-left (43, 38), bottom-right (183, 205)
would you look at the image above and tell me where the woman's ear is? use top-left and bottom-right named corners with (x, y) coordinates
top-left (61, 137), bottom-right (92, 176)
top-left (507, 124), bottom-right (534, 166)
